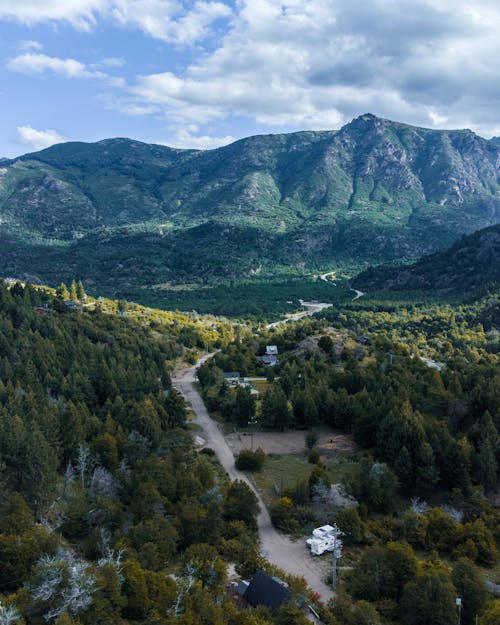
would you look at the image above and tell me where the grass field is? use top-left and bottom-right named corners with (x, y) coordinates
top-left (251, 447), bottom-right (364, 508)
top-left (253, 452), bottom-right (314, 506)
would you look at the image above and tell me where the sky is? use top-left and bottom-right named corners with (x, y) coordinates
top-left (0, 0), bottom-right (499, 157)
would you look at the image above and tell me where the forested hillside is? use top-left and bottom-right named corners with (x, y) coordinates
top-left (197, 297), bottom-right (500, 625)
top-left (1, 114), bottom-right (499, 300)
top-left (1, 279), bottom-right (500, 624)
top-left (0, 281), bottom-right (307, 625)
top-left (354, 223), bottom-right (500, 296)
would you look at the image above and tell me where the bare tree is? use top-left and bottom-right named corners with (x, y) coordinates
top-left (171, 564), bottom-right (197, 618)
top-left (97, 529), bottom-right (125, 584)
top-left (76, 445), bottom-right (95, 488)
top-left (28, 549), bottom-right (97, 621)
top-left (90, 467), bottom-right (118, 500)
top-left (0, 602), bottom-right (20, 625)
top-left (312, 480), bottom-right (337, 523)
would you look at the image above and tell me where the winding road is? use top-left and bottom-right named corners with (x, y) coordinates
top-left (351, 288), bottom-right (365, 300)
top-left (171, 355), bottom-right (334, 602)
top-left (266, 300), bottom-right (333, 330)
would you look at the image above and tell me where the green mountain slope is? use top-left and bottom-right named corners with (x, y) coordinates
top-left (354, 222), bottom-right (500, 294)
top-left (0, 114), bottom-right (499, 293)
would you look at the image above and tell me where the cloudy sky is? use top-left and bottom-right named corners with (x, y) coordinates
top-left (0, 0), bottom-right (499, 156)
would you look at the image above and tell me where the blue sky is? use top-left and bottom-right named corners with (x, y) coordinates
top-left (1, 0), bottom-right (499, 157)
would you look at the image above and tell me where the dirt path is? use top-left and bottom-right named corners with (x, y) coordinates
top-left (171, 355), bottom-right (334, 602)
top-left (319, 271), bottom-right (336, 283)
top-left (266, 300), bottom-right (333, 330)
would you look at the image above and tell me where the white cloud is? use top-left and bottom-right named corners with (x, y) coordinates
top-left (99, 93), bottom-right (159, 115)
top-left (7, 53), bottom-right (106, 79)
top-left (428, 110), bottom-right (449, 127)
top-left (0, 0), bottom-right (232, 43)
top-left (107, 76), bottom-right (126, 88)
top-left (3, 1), bottom-right (500, 138)
top-left (110, 0), bottom-right (232, 44)
top-left (17, 125), bottom-right (68, 150)
top-left (162, 126), bottom-right (235, 149)
top-left (121, 0), bottom-right (500, 137)
top-left (0, 0), bottom-right (106, 30)
top-left (17, 39), bottom-right (43, 51)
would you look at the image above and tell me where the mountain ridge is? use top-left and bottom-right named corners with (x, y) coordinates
top-left (0, 114), bottom-right (499, 295)
top-left (354, 222), bottom-right (500, 294)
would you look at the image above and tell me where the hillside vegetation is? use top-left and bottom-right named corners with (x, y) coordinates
top-left (1, 114), bottom-right (499, 300)
top-left (197, 296), bottom-right (500, 625)
top-left (0, 281), bottom-right (299, 625)
top-left (355, 223), bottom-right (500, 295)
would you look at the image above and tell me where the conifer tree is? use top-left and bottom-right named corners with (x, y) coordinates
top-left (76, 280), bottom-right (85, 300)
top-left (56, 282), bottom-right (70, 300)
top-left (70, 280), bottom-right (78, 302)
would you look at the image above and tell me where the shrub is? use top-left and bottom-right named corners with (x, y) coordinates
top-left (318, 334), bottom-right (334, 353)
top-left (308, 449), bottom-right (320, 464)
top-left (305, 429), bottom-right (319, 449)
top-left (235, 447), bottom-right (266, 471)
top-left (200, 447), bottom-right (215, 456)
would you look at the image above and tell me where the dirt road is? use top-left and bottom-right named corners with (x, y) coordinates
top-left (171, 356), bottom-right (334, 602)
top-left (266, 300), bottom-right (333, 330)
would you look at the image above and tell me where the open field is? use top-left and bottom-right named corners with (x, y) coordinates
top-left (225, 428), bottom-right (358, 510)
top-left (226, 428), bottom-right (356, 455)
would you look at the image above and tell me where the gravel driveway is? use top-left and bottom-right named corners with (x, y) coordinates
top-left (172, 355), bottom-right (334, 602)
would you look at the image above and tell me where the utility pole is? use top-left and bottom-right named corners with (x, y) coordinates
top-left (248, 416), bottom-right (258, 451)
top-left (331, 526), bottom-right (343, 589)
top-left (456, 597), bottom-right (462, 625)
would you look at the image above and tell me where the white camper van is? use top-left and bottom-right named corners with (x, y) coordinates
top-left (306, 524), bottom-right (343, 556)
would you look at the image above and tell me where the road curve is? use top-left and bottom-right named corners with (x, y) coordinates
top-left (266, 300), bottom-right (333, 330)
top-left (171, 355), bottom-right (334, 602)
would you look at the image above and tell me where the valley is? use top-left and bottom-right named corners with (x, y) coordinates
top-left (0, 114), bottom-right (499, 313)
top-left (2, 0), bottom-right (500, 623)
top-left (0, 114), bottom-right (499, 625)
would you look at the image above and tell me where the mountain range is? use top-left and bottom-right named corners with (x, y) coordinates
top-left (0, 113), bottom-right (499, 295)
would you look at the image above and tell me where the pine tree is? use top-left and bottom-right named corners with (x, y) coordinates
top-left (476, 411), bottom-right (498, 490)
top-left (56, 282), bottom-right (70, 300)
top-left (76, 280), bottom-right (85, 300)
top-left (70, 280), bottom-right (78, 302)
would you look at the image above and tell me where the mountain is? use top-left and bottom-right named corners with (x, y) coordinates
top-left (354, 222), bottom-right (500, 294)
top-left (0, 114), bottom-right (499, 295)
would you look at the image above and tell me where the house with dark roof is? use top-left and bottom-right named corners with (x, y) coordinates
top-left (258, 354), bottom-right (278, 366)
top-left (243, 570), bottom-right (290, 610)
top-left (223, 372), bottom-right (240, 385)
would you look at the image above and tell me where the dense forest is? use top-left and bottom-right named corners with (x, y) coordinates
top-left (197, 296), bottom-right (500, 625)
top-left (1, 279), bottom-right (499, 625)
top-left (0, 281), bottom-right (313, 625)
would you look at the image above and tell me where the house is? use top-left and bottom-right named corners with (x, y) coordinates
top-left (34, 304), bottom-right (51, 314)
top-left (223, 372), bottom-right (240, 385)
top-left (243, 570), bottom-right (290, 610)
top-left (258, 355), bottom-right (278, 366)
top-left (239, 379), bottom-right (260, 396)
top-left (64, 300), bottom-right (82, 311)
top-left (258, 345), bottom-right (279, 366)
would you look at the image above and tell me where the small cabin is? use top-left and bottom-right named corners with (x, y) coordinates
top-left (243, 570), bottom-right (290, 610)
top-left (259, 355), bottom-right (277, 366)
top-left (223, 372), bottom-right (240, 385)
